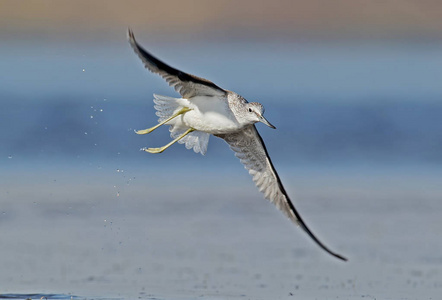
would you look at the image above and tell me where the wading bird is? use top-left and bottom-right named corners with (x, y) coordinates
top-left (128, 29), bottom-right (346, 261)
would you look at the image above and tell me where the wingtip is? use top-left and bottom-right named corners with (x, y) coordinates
top-left (316, 240), bottom-right (348, 262)
top-left (295, 214), bottom-right (348, 262)
top-left (333, 252), bottom-right (348, 262)
top-left (127, 27), bottom-right (135, 42)
top-left (304, 228), bottom-right (348, 262)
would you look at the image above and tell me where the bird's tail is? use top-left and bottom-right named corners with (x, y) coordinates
top-left (153, 94), bottom-right (183, 123)
top-left (152, 94), bottom-right (210, 155)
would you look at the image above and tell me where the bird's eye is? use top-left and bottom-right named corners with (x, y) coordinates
top-left (248, 108), bottom-right (252, 113)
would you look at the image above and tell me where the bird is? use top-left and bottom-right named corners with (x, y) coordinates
top-left (128, 29), bottom-right (347, 261)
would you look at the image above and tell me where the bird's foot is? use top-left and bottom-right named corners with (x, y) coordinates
top-left (135, 127), bottom-right (156, 135)
top-left (139, 127), bottom-right (195, 154)
top-left (135, 107), bottom-right (193, 135)
top-left (141, 147), bottom-right (164, 154)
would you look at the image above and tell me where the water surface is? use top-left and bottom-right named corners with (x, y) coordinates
top-left (1, 40), bottom-right (442, 299)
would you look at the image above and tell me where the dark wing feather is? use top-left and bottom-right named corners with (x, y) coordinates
top-left (217, 125), bottom-right (347, 261)
top-left (128, 29), bottom-right (226, 98)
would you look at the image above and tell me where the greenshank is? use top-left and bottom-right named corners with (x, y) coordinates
top-left (128, 29), bottom-right (346, 261)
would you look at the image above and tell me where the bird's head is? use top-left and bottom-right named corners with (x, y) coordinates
top-left (245, 102), bottom-right (276, 129)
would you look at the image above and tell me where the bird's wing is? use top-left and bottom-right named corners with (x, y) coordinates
top-left (128, 29), bottom-right (226, 98)
top-left (216, 125), bottom-right (347, 261)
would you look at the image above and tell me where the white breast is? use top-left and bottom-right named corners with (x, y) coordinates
top-left (183, 96), bottom-right (242, 134)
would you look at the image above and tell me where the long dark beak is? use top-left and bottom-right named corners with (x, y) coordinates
top-left (259, 115), bottom-right (276, 129)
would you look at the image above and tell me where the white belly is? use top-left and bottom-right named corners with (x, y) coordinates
top-left (182, 96), bottom-right (242, 134)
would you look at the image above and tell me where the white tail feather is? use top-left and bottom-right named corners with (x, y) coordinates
top-left (153, 94), bottom-right (182, 123)
top-left (153, 94), bottom-right (210, 155)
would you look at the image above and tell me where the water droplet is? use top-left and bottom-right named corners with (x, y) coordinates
top-left (99, 109), bottom-right (103, 112)
top-left (116, 169), bottom-right (120, 172)
top-left (82, 68), bottom-right (85, 72)
top-left (7, 155), bottom-right (12, 159)
top-left (84, 132), bottom-right (88, 135)
top-left (90, 115), bottom-right (94, 119)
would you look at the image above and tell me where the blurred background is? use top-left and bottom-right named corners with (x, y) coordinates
top-left (1, 1), bottom-right (442, 299)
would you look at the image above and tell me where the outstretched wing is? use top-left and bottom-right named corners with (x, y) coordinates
top-left (216, 125), bottom-right (347, 261)
top-left (128, 29), bottom-right (226, 98)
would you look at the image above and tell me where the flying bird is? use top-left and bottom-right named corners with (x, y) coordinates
top-left (128, 29), bottom-right (346, 261)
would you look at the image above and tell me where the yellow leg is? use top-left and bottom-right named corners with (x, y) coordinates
top-left (142, 128), bottom-right (195, 154)
top-left (135, 107), bottom-right (192, 135)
